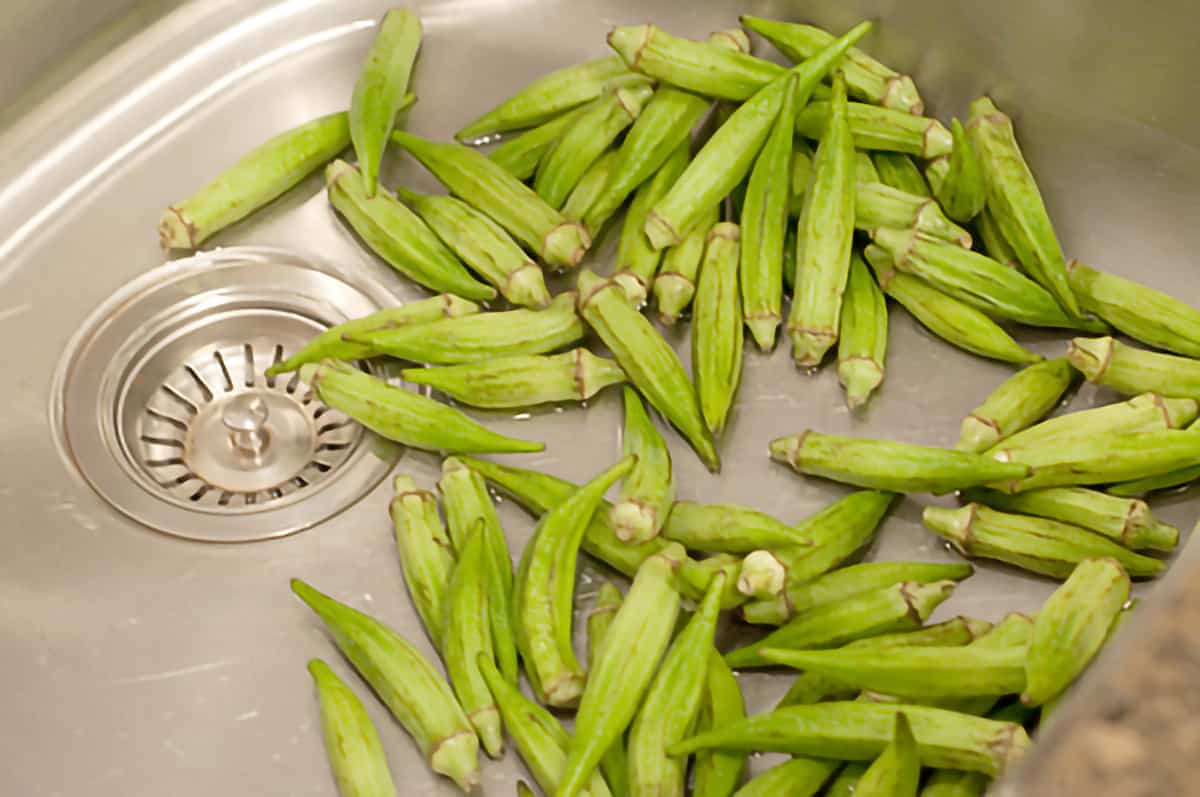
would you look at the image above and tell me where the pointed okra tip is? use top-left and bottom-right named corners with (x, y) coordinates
top-left (290, 577), bottom-right (325, 611)
top-left (1065, 336), bottom-right (1114, 382)
top-left (607, 24), bottom-right (654, 68)
top-left (306, 657), bottom-right (336, 683)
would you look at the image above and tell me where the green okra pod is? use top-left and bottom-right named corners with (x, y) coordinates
top-left (740, 16), bottom-right (923, 114)
top-left (796, 102), bottom-right (952, 158)
top-left (1108, 461), bottom-right (1200, 498)
top-left (586, 584), bottom-right (629, 797)
top-left (442, 523), bottom-right (504, 757)
top-left (693, 652), bottom-right (748, 797)
top-left (308, 659), bottom-right (397, 797)
top-left (645, 23), bottom-right (873, 250)
top-left (351, 9), bottom-right (421, 196)
top-left (786, 142), bottom-right (817, 216)
top-left (965, 487), bottom-right (1178, 552)
top-left (518, 783), bottom-right (536, 797)
top-left (922, 504), bottom-right (1165, 579)
top-left (854, 150), bottom-right (880, 184)
top-left (391, 130), bottom-right (591, 269)
top-left (627, 572), bottom-right (728, 797)
top-left (476, 654), bottom-right (613, 797)
top-left (769, 430), bottom-right (1030, 493)
top-left (681, 557), bottom-right (748, 611)
top-left (661, 501), bottom-right (808, 554)
top-left (612, 387), bottom-right (675, 545)
top-left (743, 561), bottom-right (973, 627)
top-left (864, 245), bottom-right (1043, 364)
top-left (558, 544), bottom-right (686, 797)
top-left (871, 151), bottom-right (931, 197)
top-left (300, 360), bottom-right (543, 454)
top-left (788, 71), bottom-right (856, 367)
top-left (693, 222), bottom-right (745, 435)
top-left (393, 187), bottom-right (550, 308)
top-left (515, 457), bottom-right (636, 706)
top-left (967, 97), bottom-right (1081, 318)
top-left (669, 702), bottom-right (1030, 777)
top-left (389, 476), bottom-right (456, 649)
top-left (857, 183), bottom-right (972, 247)
top-left (402, 349), bottom-right (626, 410)
top-left (290, 580), bottom-right (479, 792)
top-left (920, 769), bottom-right (990, 797)
top-left (988, 392), bottom-right (1198, 453)
top-left (926, 119), bottom-right (985, 223)
top-left (267, 294), bottom-right (481, 376)
top-left (438, 457), bottom-right (518, 684)
top-left (578, 270), bottom-right (719, 471)
top-left (612, 142), bottom-right (691, 306)
top-left (1023, 557), bottom-right (1131, 706)
top-left (955, 358), bottom-right (1075, 453)
top-left (854, 713), bottom-right (920, 797)
top-left (1068, 336), bottom-right (1200, 398)
top-left (326, 160), bottom-right (496, 301)
top-left (740, 75), bottom-right (799, 351)
top-left (733, 758), bottom-right (838, 797)
top-left (349, 291), bottom-right (583, 364)
top-left (561, 150), bottom-right (619, 226)
top-left (535, 79), bottom-right (654, 209)
top-left (457, 56), bottom-right (630, 142)
top-left (974, 206), bottom-right (1021, 270)
top-left (1067, 260), bottom-right (1200, 357)
top-left (488, 101), bottom-right (596, 181)
top-left (160, 111), bottom-right (355, 249)
top-left (725, 580), bottom-right (956, 668)
top-left (837, 252), bottom-right (889, 408)
top-left (654, 205), bottom-right (719, 323)
top-left (823, 763), bottom-right (867, 797)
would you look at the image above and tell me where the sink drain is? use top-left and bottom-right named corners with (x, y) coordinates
top-left (53, 247), bottom-right (401, 542)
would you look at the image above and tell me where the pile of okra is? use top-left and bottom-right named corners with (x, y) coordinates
top-left (161, 7), bottom-right (1200, 796)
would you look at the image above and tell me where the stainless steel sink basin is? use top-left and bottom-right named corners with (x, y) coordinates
top-left (2, 1), bottom-right (1198, 795)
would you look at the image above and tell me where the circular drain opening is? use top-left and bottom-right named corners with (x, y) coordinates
top-left (53, 247), bottom-right (401, 542)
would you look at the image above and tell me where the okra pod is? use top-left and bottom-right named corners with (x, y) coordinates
top-left (391, 130), bottom-right (591, 269)
top-left (926, 119), bottom-right (985, 223)
top-left (488, 101), bottom-right (596, 180)
top-left (561, 150), bottom-right (619, 227)
top-left (837, 252), bottom-right (888, 408)
top-left (989, 392), bottom-right (1197, 453)
top-left (612, 387), bottom-right (675, 544)
top-left (965, 487), bottom-right (1178, 552)
top-left (725, 580), bottom-right (956, 668)
top-left (823, 763), bottom-right (867, 797)
top-left (518, 783), bottom-right (536, 797)
top-left (693, 652), bottom-right (748, 797)
top-left (586, 584), bottom-right (629, 797)
top-left (612, 142), bottom-right (691, 306)
top-left (854, 150), bottom-right (879, 183)
top-left (290, 580), bottom-right (479, 791)
top-left (389, 475), bottom-right (456, 649)
top-left (627, 572), bottom-right (728, 796)
top-left (438, 457), bottom-right (518, 684)
top-left (865, 245), bottom-right (1043, 364)
top-left (693, 222), bottom-right (744, 435)
top-left (788, 72), bottom-right (856, 366)
top-left (740, 16), bottom-right (923, 114)
top-left (1023, 557), bottom-right (1130, 706)
top-left (732, 758), bottom-right (838, 797)
top-left (681, 554), bottom-right (748, 611)
top-left (743, 561), bottom-right (973, 627)
top-left (535, 79), bottom-right (654, 209)
top-left (515, 457), bottom-right (636, 706)
top-left (669, 702), bottom-right (1030, 777)
top-left (393, 187), bottom-right (551, 308)
top-left (1067, 260), bottom-right (1200, 357)
top-left (350, 9), bottom-right (421, 196)
top-left (308, 659), bottom-right (397, 797)
top-left (857, 183), bottom-right (972, 247)
top-left (967, 97), bottom-right (1081, 318)
top-left (160, 111), bottom-right (353, 249)
top-left (300, 360), bottom-right (543, 454)
top-left (456, 56), bottom-right (630, 141)
top-left (326, 160), bottom-right (497, 301)
top-left (654, 205), bottom-right (719, 323)
top-left (922, 504), bottom-right (1166, 579)
top-left (786, 142), bottom-right (817, 216)
top-left (1108, 462), bottom-right (1200, 498)
top-left (770, 430), bottom-right (1030, 493)
top-left (645, 24), bottom-right (873, 250)
top-left (1068, 335), bottom-right (1200, 398)
top-left (796, 102), bottom-right (952, 158)
top-left (403, 349), bottom-right (626, 409)
top-left (854, 714), bottom-right (920, 797)
top-left (578, 270), bottom-right (719, 471)
top-left (974, 206), bottom-right (1021, 271)
top-left (476, 654), bottom-right (613, 797)
top-left (872, 151), bottom-right (931, 197)
top-left (920, 769), bottom-right (989, 797)
top-left (874, 227), bottom-right (1092, 330)
top-left (955, 358), bottom-right (1075, 453)
top-left (558, 544), bottom-right (686, 797)
top-left (741, 75), bottom-right (799, 351)
top-left (661, 501), bottom-right (808, 554)
top-left (267, 294), bottom-right (481, 376)
top-left (349, 291), bottom-right (583, 364)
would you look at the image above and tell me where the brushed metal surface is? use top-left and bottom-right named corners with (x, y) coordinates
top-left (0, 1), bottom-right (1198, 795)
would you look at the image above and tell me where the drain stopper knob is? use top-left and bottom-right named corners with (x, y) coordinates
top-left (222, 393), bottom-right (270, 457)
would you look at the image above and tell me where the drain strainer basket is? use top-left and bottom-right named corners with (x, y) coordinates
top-left (52, 247), bottom-right (401, 542)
